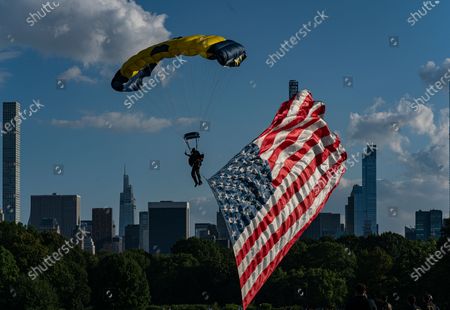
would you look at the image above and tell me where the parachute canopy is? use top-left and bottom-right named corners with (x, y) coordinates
top-left (111, 35), bottom-right (247, 92)
top-left (184, 131), bottom-right (200, 151)
top-left (184, 132), bottom-right (200, 141)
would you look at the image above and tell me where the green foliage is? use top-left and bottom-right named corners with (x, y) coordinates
top-left (90, 253), bottom-right (150, 310)
top-left (1, 222), bottom-right (450, 309)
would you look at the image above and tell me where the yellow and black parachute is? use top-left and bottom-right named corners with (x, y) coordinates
top-left (111, 34), bottom-right (247, 92)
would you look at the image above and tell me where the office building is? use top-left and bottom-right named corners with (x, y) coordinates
top-left (405, 227), bottom-right (416, 240)
top-left (139, 211), bottom-right (149, 252)
top-left (216, 211), bottom-right (231, 248)
top-left (302, 212), bottom-right (342, 239)
top-left (81, 220), bottom-right (92, 234)
top-left (345, 185), bottom-right (363, 235)
top-left (119, 167), bottom-right (136, 237)
top-left (362, 144), bottom-right (377, 236)
top-left (415, 209), bottom-right (443, 240)
top-left (148, 201), bottom-right (189, 254)
top-left (124, 224), bottom-right (140, 250)
top-left (82, 234), bottom-right (95, 255)
top-left (112, 236), bottom-right (123, 253)
top-left (289, 80), bottom-right (298, 99)
top-left (3, 102), bottom-right (21, 223)
top-left (39, 218), bottom-right (60, 234)
top-left (216, 211), bottom-right (228, 240)
top-left (29, 194), bottom-right (80, 238)
top-left (92, 208), bottom-right (113, 251)
top-left (195, 223), bottom-right (219, 241)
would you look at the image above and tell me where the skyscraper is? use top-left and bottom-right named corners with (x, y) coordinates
top-left (3, 102), bottom-right (21, 223)
top-left (216, 211), bottom-right (228, 240)
top-left (416, 209), bottom-right (443, 240)
top-left (430, 209), bottom-right (443, 239)
top-left (92, 208), bottom-right (113, 251)
top-left (148, 201), bottom-right (190, 254)
top-left (124, 224), bottom-right (140, 250)
top-left (302, 212), bottom-right (342, 239)
top-left (216, 211), bottom-right (231, 248)
top-left (139, 211), bottom-right (149, 252)
top-left (29, 194), bottom-right (80, 238)
top-left (346, 185), bottom-right (363, 235)
top-left (289, 80), bottom-right (298, 99)
top-left (119, 167), bottom-right (136, 237)
top-left (362, 144), bottom-right (377, 236)
top-left (404, 226), bottom-right (416, 240)
top-left (195, 223), bottom-right (219, 241)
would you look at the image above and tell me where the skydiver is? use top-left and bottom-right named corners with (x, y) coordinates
top-left (185, 148), bottom-right (204, 187)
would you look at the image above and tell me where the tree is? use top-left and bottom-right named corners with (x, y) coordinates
top-left (0, 246), bottom-right (19, 308)
top-left (356, 247), bottom-right (396, 298)
top-left (300, 268), bottom-right (347, 308)
top-left (90, 254), bottom-right (150, 310)
top-left (9, 275), bottom-right (59, 310)
top-left (303, 241), bottom-right (357, 280)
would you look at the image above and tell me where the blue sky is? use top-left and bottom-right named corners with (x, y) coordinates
top-left (0, 0), bottom-right (448, 235)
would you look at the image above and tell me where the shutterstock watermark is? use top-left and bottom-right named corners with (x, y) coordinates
top-left (407, 68), bottom-right (450, 112)
top-left (266, 10), bottom-right (329, 68)
top-left (26, 2), bottom-right (60, 27)
top-left (124, 56), bottom-right (188, 109)
top-left (407, 1), bottom-right (440, 27)
top-left (28, 228), bottom-right (87, 280)
top-left (1, 99), bottom-right (45, 136)
top-left (410, 238), bottom-right (450, 281)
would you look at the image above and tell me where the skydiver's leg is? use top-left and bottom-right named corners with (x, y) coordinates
top-left (196, 167), bottom-right (202, 185)
top-left (191, 167), bottom-right (199, 186)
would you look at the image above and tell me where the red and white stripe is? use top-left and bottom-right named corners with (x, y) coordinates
top-left (235, 90), bottom-right (347, 309)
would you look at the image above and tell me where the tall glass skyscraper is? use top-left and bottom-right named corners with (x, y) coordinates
top-left (346, 184), bottom-right (363, 236)
top-left (119, 167), bottom-right (136, 237)
top-left (289, 80), bottom-right (298, 100)
top-left (416, 209), bottom-right (443, 240)
top-left (362, 144), bottom-right (377, 236)
top-left (2, 102), bottom-right (21, 223)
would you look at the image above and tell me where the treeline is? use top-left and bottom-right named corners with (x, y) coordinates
top-left (0, 220), bottom-right (449, 310)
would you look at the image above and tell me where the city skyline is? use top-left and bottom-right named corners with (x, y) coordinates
top-left (0, 0), bottom-right (448, 237)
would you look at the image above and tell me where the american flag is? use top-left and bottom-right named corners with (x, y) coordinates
top-left (208, 90), bottom-right (347, 309)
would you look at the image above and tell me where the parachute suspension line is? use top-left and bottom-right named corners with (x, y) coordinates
top-left (197, 61), bottom-right (216, 117)
top-left (201, 65), bottom-right (221, 120)
top-left (178, 62), bottom-right (195, 119)
top-left (202, 67), bottom-right (232, 120)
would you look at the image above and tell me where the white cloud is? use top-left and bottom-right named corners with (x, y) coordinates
top-left (343, 96), bottom-right (450, 230)
top-left (0, 0), bottom-right (170, 66)
top-left (51, 112), bottom-right (198, 133)
top-left (347, 96), bottom-right (446, 157)
top-left (58, 66), bottom-right (96, 84)
top-left (419, 58), bottom-right (450, 88)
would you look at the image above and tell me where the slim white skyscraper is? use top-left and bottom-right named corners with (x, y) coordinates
top-left (2, 102), bottom-right (21, 223)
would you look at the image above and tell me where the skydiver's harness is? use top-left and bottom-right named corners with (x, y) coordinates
top-left (189, 153), bottom-right (204, 167)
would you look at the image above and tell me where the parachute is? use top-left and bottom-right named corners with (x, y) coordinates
top-left (184, 131), bottom-right (200, 151)
top-left (111, 35), bottom-right (247, 92)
